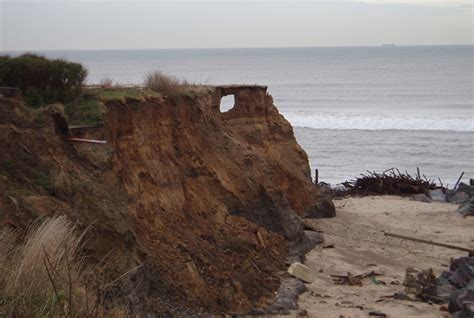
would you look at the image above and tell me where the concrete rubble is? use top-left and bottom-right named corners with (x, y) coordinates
top-left (400, 256), bottom-right (474, 317)
top-left (287, 262), bottom-right (316, 284)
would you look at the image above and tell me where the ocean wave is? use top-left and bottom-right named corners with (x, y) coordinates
top-left (283, 111), bottom-right (474, 132)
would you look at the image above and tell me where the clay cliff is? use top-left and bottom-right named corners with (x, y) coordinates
top-left (0, 85), bottom-right (334, 314)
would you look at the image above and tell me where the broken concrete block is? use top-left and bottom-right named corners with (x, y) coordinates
top-left (429, 189), bottom-right (447, 203)
top-left (287, 262), bottom-right (316, 283)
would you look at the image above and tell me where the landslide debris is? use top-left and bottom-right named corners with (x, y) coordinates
top-left (0, 85), bottom-right (333, 315)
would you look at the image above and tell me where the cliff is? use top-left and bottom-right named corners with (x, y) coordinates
top-left (0, 85), bottom-right (334, 314)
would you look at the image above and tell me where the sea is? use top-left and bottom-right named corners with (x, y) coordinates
top-left (8, 46), bottom-right (474, 186)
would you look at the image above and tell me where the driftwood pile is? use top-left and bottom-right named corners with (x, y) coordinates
top-left (334, 168), bottom-right (439, 197)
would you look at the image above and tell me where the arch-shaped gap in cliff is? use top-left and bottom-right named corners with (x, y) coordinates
top-left (219, 95), bottom-right (235, 113)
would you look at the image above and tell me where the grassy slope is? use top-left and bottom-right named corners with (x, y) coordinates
top-left (64, 87), bottom-right (161, 126)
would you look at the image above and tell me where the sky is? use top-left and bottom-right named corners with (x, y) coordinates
top-left (0, 0), bottom-right (472, 51)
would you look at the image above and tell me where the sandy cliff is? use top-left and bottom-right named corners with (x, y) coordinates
top-left (0, 85), bottom-right (333, 314)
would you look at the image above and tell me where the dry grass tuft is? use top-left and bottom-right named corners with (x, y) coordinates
top-left (144, 70), bottom-right (192, 96)
top-left (0, 216), bottom-right (89, 317)
top-left (0, 229), bottom-right (18, 289)
top-left (98, 78), bottom-right (114, 88)
top-left (0, 216), bottom-right (136, 317)
top-left (6, 216), bottom-right (81, 297)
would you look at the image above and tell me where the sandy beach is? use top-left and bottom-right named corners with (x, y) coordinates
top-left (298, 195), bottom-right (474, 317)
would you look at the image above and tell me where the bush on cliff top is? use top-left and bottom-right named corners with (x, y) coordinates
top-left (145, 70), bottom-right (190, 96)
top-left (0, 54), bottom-right (88, 107)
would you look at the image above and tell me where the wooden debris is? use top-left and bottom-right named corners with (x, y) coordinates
top-left (334, 168), bottom-right (439, 197)
top-left (331, 270), bottom-right (383, 286)
top-left (383, 232), bottom-right (474, 254)
top-left (454, 171), bottom-right (465, 190)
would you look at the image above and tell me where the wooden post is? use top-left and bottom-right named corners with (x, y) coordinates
top-left (454, 172), bottom-right (465, 190)
top-left (384, 232), bottom-right (474, 254)
top-left (314, 169), bottom-right (319, 185)
top-left (438, 177), bottom-right (443, 188)
top-left (416, 167), bottom-right (420, 180)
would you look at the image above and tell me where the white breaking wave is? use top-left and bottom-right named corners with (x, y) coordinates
top-left (283, 110), bottom-right (474, 131)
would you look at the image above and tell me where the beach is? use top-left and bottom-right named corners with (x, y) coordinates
top-left (298, 196), bottom-right (474, 317)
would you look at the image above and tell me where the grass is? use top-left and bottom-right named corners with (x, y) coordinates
top-left (0, 216), bottom-right (128, 317)
top-left (90, 87), bottom-right (160, 102)
top-left (64, 95), bottom-right (104, 126)
top-left (63, 87), bottom-right (161, 125)
top-left (0, 216), bottom-right (87, 317)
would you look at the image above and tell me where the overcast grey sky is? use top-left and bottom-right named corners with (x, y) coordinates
top-left (0, 0), bottom-right (472, 51)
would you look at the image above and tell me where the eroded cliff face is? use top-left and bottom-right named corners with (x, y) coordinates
top-left (0, 86), bottom-right (333, 314)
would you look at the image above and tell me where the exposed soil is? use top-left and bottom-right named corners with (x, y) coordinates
top-left (0, 85), bottom-right (332, 315)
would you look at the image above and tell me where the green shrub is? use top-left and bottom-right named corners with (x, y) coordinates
top-left (0, 54), bottom-right (88, 107)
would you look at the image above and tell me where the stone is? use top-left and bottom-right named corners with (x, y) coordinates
top-left (467, 278), bottom-right (474, 290)
top-left (448, 258), bottom-right (474, 289)
top-left (459, 303), bottom-right (474, 318)
top-left (457, 183), bottom-right (474, 197)
top-left (450, 257), bottom-right (474, 273)
top-left (304, 230), bottom-right (324, 246)
top-left (429, 189), bottom-right (447, 202)
top-left (449, 191), bottom-right (470, 204)
top-left (305, 196), bottom-right (336, 219)
top-left (449, 289), bottom-right (474, 313)
top-left (413, 193), bottom-right (432, 203)
top-left (436, 276), bottom-right (457, 302)
top-left (458, 199), bottom-right (474, 216)
top-left (287, 230), bottom-right (324, 263)
top-left (318, 182), bottom-right (331, 189)
top-left (450, 267), bottom-right (474, 289)
top-left (433, 257), bottom-right (474, 317)
top-left (332, 184), bottom-right (348, 192)
top-left (265, 277), bottom-right (307, 314)
top-left (287, 262), bottom-right (316, 283)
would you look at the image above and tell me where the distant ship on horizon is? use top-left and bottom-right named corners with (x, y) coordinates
top-left (382, 43), bottom-right (396, 47)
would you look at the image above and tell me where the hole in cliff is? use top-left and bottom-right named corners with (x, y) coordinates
top-left (220, 95), bottom-right (235, 113)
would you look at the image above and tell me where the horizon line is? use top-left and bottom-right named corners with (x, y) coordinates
top-left (2, 43), bottom-right (473, 53)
